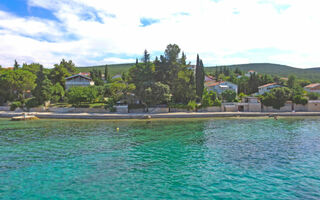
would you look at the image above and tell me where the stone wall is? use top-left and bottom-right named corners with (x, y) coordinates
top-left (197, 106), bottom-right (221, 112)
top-left (223, 104), bottom-right (238, 112)
top-left (115, 105), bottom-right (128, 113)
top-left (148, 107), bottom-right (169, 113)
top-left (129, 108), bottom-right (146, 113)
top-left (307, 101), bottom-right (320, 112)
top-left (0, 106), bottom-right (10, 111)
top-left (262, 102), bottom-right (292, 112)
top-left (248, 103), bottom-right (262, 112)
top-left (169, 108), bottom-right (189, 112)
top-left (293, 104), bottom-right (308, 112)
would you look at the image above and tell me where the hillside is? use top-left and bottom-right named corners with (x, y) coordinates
top-left (77, 63), bottom-right (134, 76)
top-left (205, 63), bottom-right (320, 82)
top-left (77, 63), bottom-right (320, 82)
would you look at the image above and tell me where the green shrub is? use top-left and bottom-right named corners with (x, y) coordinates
top-left (10, 101), bottom-right (21, 111)
top-left (293, 95), bottom-right (308, 105)
top-left (213, 99), bottom-right (221, 107)
top-left (187, 100), bottom-right (197, 111)
top-left (307, 92), bottom-right (319, 100)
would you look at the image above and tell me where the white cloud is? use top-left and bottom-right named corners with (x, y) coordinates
top-left (0, 0), bottom-right (320, 68)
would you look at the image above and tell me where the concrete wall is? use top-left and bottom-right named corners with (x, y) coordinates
top-left (223, 104), bottom-right (238, 112)
top-left (148, 107), bottom-right (169, 113)
top-left (262, 102), bottom-right (292, 112)
top-left (293, 104), bottom-right (308, 112)
top-left (169, 108), bottom-right (189, 112)
top-left (129, 108), bottom-right (146, 113)
top-left (198, 106), bottom-right (221, 112)
top-left (307, 101), bottom-right (320, 112)
top-left (0, 106), bottom-right (10, 111)
top-left (115, 105), bottom-right (128, 113)
top-left (248, 103), bottom-right (262, 112)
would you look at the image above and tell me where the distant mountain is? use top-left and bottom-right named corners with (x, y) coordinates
top-left (205, 63), bottom-right (320, 81)
top-left (77, 63), bottom-right (320, 82)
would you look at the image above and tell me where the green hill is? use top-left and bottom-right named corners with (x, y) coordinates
top-left (205, 63), bottom-right (320, 82)
top-left (77, 63), bottom-right (134, 77)
top-left (78, 63), bottom-right (320, 82)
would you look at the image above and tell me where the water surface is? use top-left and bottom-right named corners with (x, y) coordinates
top-left (0, 118), bottom-right (320, 199)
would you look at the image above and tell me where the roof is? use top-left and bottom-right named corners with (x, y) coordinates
top-left (65, 74), bottom-right (92, 81)
top-left (304, 83), bottom-right (320, 88)
top-left (248, 70), bottom-right (256, 73)
top-left (206, 81), bottom-right (225, 87)
top-left (258, 83), bottom-right (279, 89)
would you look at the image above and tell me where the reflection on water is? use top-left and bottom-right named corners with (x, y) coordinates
top-left (0, 118), bottom-right (320, 199)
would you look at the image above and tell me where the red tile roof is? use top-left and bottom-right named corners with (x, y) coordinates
top-left (258, 83), bottom-right (277, 88)
top-left (305, 83), bottom-right (320, 88)
top-left (206, 81), bottom-right (225, 87)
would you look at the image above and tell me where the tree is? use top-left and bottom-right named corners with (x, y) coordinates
top-left (222, 89), bottom-right (237, 102)
top-left (49, 64), bottom-right (70, 89)
top-left (261, 87), bottom-right (291, 109)
top-left (105, 78), bottom-right (136, 104)
top-left (66, 87), bottom-right (88, 107)
top-left (307, 92), bottom-right (319, 100)
top-left (22, 63), bottom-right (42, 74)
top-left (288, 74), bottom-right (297, 89)
top-left (293, 95), bottom-right (308, 105)
top-left (196, 55), bottom-right (205, 100)
top-left (143, 49), bottom-right (150, 63)
top-left (104, 65), bottom-right (110, 81)
top-left (144, 82), bottom-right (171, 106)
top-left (14, 60), bottom-right (19, 70)
top-left (33, 65), bottom-right (53, 105)
top-left (59, 59), bottom-right (77, 74)
top-left (51, 83), bottom-right (65, 103)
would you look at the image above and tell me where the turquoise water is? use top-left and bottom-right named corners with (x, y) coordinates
top-left (0, 118), bottom-right (320, 199)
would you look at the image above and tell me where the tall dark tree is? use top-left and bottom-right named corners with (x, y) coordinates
top-left (33, 65), bottom-right (53, 105)
top-left (104, 65), bottom-right (110, 81)
top-left (14, 60), bottom-right (19, 70)
top-left (143, 50), bottom-right (150, 64)
top-left (195, 55), bottom-right (204, 100)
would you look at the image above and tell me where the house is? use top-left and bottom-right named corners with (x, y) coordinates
top-left (112, 74), bottom-right (122, 79)
top-left (245, 70), bottom-right (257, 77)
top-left (258, 83), bottom-right (282, 95)
top-left (205, 75), bottom-right (214, 82)
top-left (205, 81), bottom-right (238, 94)
top-left (65, 74), bottom-right (94, 90)
top-left (304, 83), bottom-right (320, 93)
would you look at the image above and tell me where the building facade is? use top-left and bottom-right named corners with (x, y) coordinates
top-left (258, 83), bottom-right (282, 95)
top-left (206, 81), bottom-right (238, 94)
top-left (304, 83), bottom-right (320, 93)
top-left (65, 74), bottom-right (94, 90)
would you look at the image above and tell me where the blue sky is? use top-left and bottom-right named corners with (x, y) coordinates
top-left (0, 0), bottom-right (320, 68)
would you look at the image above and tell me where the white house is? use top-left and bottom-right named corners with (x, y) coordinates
top-left (245, 70), bottom-right (257, 77)
top-left (304, 83), bottom-right (320, 93)
top-left (112, 74), bottom-right (122, 79)
top-left (206, 81), bottom-right (238, 94)
top-left (258, 83), bottom-right (282, 95)
top-left (65, 74), bottom-right (94, 90)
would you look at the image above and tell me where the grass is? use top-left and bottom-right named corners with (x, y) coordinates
top-left (77, 63), bottom-right (134, 77)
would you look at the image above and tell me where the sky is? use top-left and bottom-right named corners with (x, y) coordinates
top-left (0, 0), bottom-right (320, 68)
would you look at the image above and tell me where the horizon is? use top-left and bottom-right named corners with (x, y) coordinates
top-left (1, 0), bottom-right (320, 68)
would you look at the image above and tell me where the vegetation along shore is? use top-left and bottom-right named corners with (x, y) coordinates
top-left (1, 44), bottom-right (320, 114)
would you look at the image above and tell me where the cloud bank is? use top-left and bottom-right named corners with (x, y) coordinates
top-left (0, 0), bottom-right (320, 68)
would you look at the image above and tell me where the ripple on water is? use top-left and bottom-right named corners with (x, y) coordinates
top-left (0, 118), bottom-right (320, 199)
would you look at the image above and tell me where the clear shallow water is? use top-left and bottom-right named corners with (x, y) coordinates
top-left (0, 117), bottom-right (320, 200)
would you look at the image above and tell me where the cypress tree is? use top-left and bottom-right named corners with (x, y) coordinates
top-left (14, 60), bottom-right (19, 70)
top-left (196, 54), bottom-right (204, 100)
top-left (104, 65), bottom-right (109, 81)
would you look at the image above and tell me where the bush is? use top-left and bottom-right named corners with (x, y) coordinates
top-left (213, 99), bottom-right (221, 107)
top-left (307, 92), bottom-right (319, 100)
top-left (10, 101), bottom-right (21, 111)
top-left (221, 89), bottom-right (237, 102)
top-left (25, 98), bottom-right (40, 109)
top-left (293, 95), bottom-right (308, 105)
top-left (187, 100), bottom-right (197, 111)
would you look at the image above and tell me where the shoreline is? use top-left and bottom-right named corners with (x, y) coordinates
top-left (1, 111), bottom-right (320, 120)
